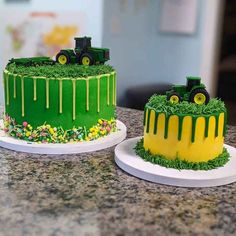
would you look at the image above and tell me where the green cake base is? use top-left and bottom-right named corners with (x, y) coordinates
top-left (135, 139), bottom-right (230, 170)
top-left (4, 63), bottom-right (116, 130)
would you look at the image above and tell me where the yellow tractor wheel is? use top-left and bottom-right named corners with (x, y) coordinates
top-left (56, 52), bottom-right (70, 65)
top-left (190, 88), bottom-right (210, 105)
top-left (167, 92), bottom-right (181, 104)
top-left (193, 93), bottom-right (206, 105)
top-left (82, 56), bottom-right (91, 65)
top-left (80, 53), bottom-right (94, 66)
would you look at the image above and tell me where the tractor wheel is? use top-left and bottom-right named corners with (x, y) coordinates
top-left (79, 53), bottom-right (94, 66)
top-left (56, 52), bottom-right (70, 65)
top-left (167, 92), bottom-right (181, 104)
top-left (189, 88), bottom-right (210, 105)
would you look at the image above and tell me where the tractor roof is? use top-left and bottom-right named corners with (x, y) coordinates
top-left (74, 36), bottom-right (91, 40)
top-left (187, 76), bottom-right (201, 81)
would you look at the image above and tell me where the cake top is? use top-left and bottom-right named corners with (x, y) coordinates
top-left (6, 61), bottom-right (114, 79)
top-left (146, 95), bottom-right (226, 116)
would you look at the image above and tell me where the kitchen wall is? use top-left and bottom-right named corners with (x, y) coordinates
top-left (102, 0), bottom-right (208, 106)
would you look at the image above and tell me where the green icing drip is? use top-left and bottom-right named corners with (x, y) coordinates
top-left (178, 115), bottom-right (184, 140)
top-left (191, 116), bottom-right (197, 142)
top-left (135, 139), bottom-right (230, 170)
top-left (215, 113), bottom-right (220, 137)
top-left (145, 107), bottom-right (226, 143)
top-left (204, 116), bottom-right (210, 138)
top-left (164, 115), bottom-right (170, 139)
top-left (146, 109), bottom-right (152, 133)
top-left (153, 112), bottom-right (159, 134)
top-left (143, 107), bottom-right (147, 126)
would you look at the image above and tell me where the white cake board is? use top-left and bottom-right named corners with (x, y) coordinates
top-left (0, 120), bottom-right (126, 155)
top-left (115, 137), bottom-right (236, 188)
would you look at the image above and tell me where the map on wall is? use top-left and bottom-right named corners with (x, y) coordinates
top-left (2, 11), bottom-right (86, 65)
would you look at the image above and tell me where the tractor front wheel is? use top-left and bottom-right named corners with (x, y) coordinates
top-left (56, 52), bottom-right (70, 65)
top-left (79, 53), bottom-right (94, 66)
top-left (167, 92), bottom-right (181, 104)
top-left (189, 88), bottom-right (210, 105)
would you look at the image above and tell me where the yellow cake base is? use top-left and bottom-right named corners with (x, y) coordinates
top-left (143, 108), bottom-right (226, 163)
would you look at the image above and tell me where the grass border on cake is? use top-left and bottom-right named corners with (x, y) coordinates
top-left (134, 139), bottom-right (230, 170)
top-left (6, 62), bottom-right (115, 79)
top-left (146, 95), bottom-right (226, 116)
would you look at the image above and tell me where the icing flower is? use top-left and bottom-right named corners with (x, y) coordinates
top-left (23, 121), bottom-right (28, 127)
top-left (3, 115), bottom-right (117, 144)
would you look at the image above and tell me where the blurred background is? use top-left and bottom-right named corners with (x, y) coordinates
top-left (0, 0), bottom-right (235, 124)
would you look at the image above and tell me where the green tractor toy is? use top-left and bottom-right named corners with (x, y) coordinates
top-left (166, 77), bottom-right (210, 105)
top-left (55, 36), bottom-right (110, 66)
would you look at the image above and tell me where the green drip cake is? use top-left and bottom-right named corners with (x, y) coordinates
top-left (2, 60), bottom-right (117, 143)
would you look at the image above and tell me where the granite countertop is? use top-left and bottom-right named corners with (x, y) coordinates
top-left (0, 107), bottom-right (236, 236)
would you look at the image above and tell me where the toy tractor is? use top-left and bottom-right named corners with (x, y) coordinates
top-left (166, 77), bottom-right (210, 105)
top-left (56, 36), bottom-right (110, 66)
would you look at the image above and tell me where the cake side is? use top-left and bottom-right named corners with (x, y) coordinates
top-left (4, 63), bottom-right (116, 130)
top-left (141, 95), bottom-right (227, 163)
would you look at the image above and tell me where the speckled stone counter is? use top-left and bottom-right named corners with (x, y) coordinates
top-left (0, 107), bottom-right (236, 236)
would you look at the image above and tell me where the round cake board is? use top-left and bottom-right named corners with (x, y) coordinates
top-left (115, 137), bottom-right (236, 188)
top-left (0, 120), bottom-right (126, 155)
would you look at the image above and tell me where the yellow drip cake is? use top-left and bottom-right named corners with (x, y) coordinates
top-left (135, 94), bottom-right (229, 170)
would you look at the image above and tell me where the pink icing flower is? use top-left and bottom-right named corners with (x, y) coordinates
top-left (22, 121), bottom-right (28, 127)
top-left (106, 127), bottom-right (111, 132)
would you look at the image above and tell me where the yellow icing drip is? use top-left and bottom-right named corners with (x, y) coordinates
top-left (21, 77), bottom-right (25, 117)
top-left (107, 75), bottom-right (110, 105)
top-left (33, 78), bottom-right (37, 101)
top-left (13, 74), bottom-right (17, 99)
top-left (112, 72), bottom-right (115, 105)
top-left (114, 72), bottom-right (117, 105)
top-left (72, 79), bottom-right (76, 120)
top-left (86, 79), bottom-right (89, 111)
top-left (59, 79), bottom-right (63, 114)
top-left (6, 72), bottom-right (9, 105)
top-left (97, 76), bottom-right (101, 112)
top-left (46, 79), bottom-right (49, 109)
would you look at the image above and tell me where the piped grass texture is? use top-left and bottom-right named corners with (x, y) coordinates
top-left (135, 139), bottom-right (230, 170)
top-left (147, 95), bottom-right (226, 116)
top-left (6, 63), bottom-right (114, 78)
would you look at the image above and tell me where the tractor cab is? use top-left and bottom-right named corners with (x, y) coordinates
top-left (166, 77), bottom-right (210, 105)
top-left (186, 77), bottom-right (201, 91)
top-left (74, 37), bottom-right (91, 52)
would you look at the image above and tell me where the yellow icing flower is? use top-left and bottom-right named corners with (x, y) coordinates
top-left (49, 128), bottom-right (54, 134)
top-left (98, 119), bottom-right (103, 125)
top-left (100, 130), bottom-right (106, 135)
top-left (27, 124), bottom-right (32, 130)
top-left (26, 131), bottom-right (31, 137)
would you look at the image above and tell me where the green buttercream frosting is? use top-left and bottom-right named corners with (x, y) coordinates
top-left (6, 63), bottom-right (114, 78)
top-left (146, 95), bottom-right (226, 116)
top-left (135, 139), bottom-right (230, 170)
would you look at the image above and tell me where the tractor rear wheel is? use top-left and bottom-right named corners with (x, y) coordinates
top-left (56, 52), bottom-right (70, 65)
top-left (167, 92), bottom-right (181, 104)
top-left (79, 53), bottom-right (94, 66)
top-left (189, 88), bottom-right (210, 105)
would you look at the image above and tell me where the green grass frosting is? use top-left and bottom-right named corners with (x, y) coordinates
top-left (135, 139), bottom-right (230, 170)
top-left (6, 63), bottom-right (115, 78)
top-left (146, 95), bottom-right (226, 116)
